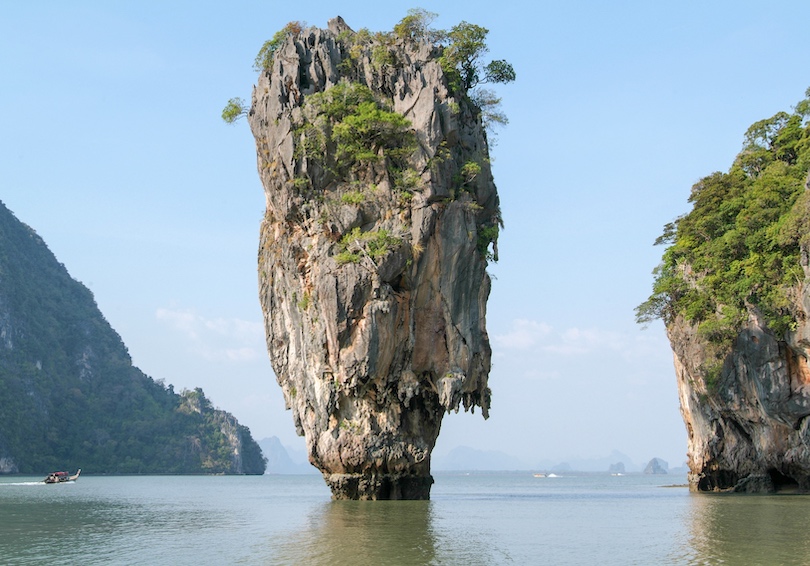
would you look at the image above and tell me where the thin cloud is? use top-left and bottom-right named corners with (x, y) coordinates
top-left (156, 307), bottom-right (265, 362)
top-left (495, 318), bottom-right (660, 359)
top-left (492, 319), bottom-right (552, 350)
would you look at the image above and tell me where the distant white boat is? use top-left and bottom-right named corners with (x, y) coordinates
top-left (533, 473), bottom-right (546, 478)
top-left (547, 473), bottom-right (559, 478)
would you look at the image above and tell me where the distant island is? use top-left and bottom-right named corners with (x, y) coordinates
top-left (0, 201), bottom-right (265, 475)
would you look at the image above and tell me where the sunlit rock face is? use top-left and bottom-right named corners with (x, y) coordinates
top-left (249, 17), bottom-right (499, 499)
top-left (669, 175), bottom-right (810, 493)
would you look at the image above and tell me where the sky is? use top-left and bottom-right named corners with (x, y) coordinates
top-left (3, 1), bottom-right (810, 470)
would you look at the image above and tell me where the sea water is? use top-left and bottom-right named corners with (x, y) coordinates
top-left (1, 472), bottom-right (809, 565)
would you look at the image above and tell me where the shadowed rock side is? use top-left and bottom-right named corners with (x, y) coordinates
top-left (670, 173), bottom-right (810, 493)
top-left (248, 18), bottom-right (499, 499)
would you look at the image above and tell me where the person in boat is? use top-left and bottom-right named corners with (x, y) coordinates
top-left (43, 470), bottom-right (79, 483)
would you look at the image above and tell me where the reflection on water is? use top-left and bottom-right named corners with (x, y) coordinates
top-left (267, 501), bottom-right (438, 566)
top-left (0, 475), bottom-right (325, 565)
top-left (0, 479), bottom-right (230, 564)
top-left (686, 493), bottom-right (810, 565)
top-left (264, 496), bottom-right (508, 566)
top-left (5, 474), bottom-right (810, 564)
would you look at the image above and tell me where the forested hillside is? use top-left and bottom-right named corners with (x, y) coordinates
top-left (638, 88), bottom-right (810, 366)
top-left (0, 201), bottom-right (265, 474)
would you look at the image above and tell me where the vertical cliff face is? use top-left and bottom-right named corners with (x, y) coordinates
top-left (670, 206), bottom-right (810, 493)
top-left (669, 274), bottom-right (810, 492)
top-left (249, 18), bottom-right (499, 499)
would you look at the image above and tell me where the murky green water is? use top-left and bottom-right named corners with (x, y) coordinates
top-left (1, 473), bottom-right (809, 564)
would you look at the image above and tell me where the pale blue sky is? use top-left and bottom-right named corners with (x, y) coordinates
top-left (3, 1), bottom-right (810, 469)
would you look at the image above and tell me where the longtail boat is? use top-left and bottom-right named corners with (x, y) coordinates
top-left (43, 469), bottom-right (81, 484)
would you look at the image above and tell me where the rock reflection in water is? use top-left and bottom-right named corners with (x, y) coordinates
top-left (267, 501), bottom-right (437, 566)
top-left (686, 494), bottom-right (810, 564)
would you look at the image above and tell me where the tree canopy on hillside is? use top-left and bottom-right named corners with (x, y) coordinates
top-left (637, 88), bottom-right (810, 348)
top-left (0, 202), bottom-right (266, 474)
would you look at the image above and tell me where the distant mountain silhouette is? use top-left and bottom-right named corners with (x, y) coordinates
top-left (258, 436), bottom-right (318, 474)
top-left (432, 446), bottom-right (529, 471)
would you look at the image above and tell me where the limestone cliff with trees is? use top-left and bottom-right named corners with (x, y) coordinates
top-left (639, 88), bottom-right (810, 492)
top-left (233, 11), bottom-right (513, 499)
top-left (0, 202), bottom-right (266, 475)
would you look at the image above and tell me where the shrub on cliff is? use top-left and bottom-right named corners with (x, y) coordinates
top-left (638, 87), bottom-right (810, 345)
top-left (253, 21), bottom-right (307, 71)
top-left (221, 97), bottom-right (248, 125)
top-left (292, 81), bottom-right (416, 180)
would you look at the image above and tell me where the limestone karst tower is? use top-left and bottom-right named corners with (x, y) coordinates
top-left (249, 16), bottom-right (503, 499)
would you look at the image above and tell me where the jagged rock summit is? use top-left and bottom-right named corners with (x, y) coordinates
top-left (249, 17), bottom-right (501, 499)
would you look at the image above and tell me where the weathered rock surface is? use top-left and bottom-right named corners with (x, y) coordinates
top-left (670, 174), bottom-right (810, 493)
top-left (249, 18), bottom-right (499, 499)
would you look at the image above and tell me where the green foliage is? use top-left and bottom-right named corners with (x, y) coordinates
top-left (335, 251), bottom-right (362, 264)
top-left (371, 44), bottom-right (393, 69)
top-left (0, 203), bottom-right (266, 475)
top-left (439, 21), bottom-right (516, 92)
top-left (393, 8), bottom-right (443, 42)
top-left (337, 227), bottom-right (402, 265)
top-left (221, 97), bottom-right (249, 124)
top-left (795, 87), bottom-right (810, 119)
top-left (431, 19), bottom-right (515, 135)
top-left (440, 22), bottom-right (488, 90)
top-left (393, 168), bottom-right (422, 193)
top-left (295, 81), bottom-right (415, 180)
top-left (638, 87), bottom-right (810, 345)
top-left (332, 101), bottom-right (413, 164)
top-left (340, 190), bottom-right (366, 205)
top-left (253, 21), bottom-right (306, 71)
top-left (459, 160), bottom-right (482, 187)
top-left (483, 59), bottom-right (517, 84)
top-left (297, 291), bottom-right (311, 310)
top-left (477, 224), bottom-right (499, 262)
top-left (304, 81), bottom-right (377, 122)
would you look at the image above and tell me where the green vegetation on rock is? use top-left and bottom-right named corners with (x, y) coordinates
top-left (221, 97), bottom-right (248, 125)
top-left (253, 21), bottom-right (306, 71)
top-left (292, 81), bottom-right (416, 185)
top-left (223, 10), bottom-right (515, 136)
top-left (228, 11), bottom-right (511, 267)
top-left (638, 87), bottom-right (810, 347)
top-left (0, 202), bottom-right (266, 475)
top-left (336, 227), bottom-right (402, 265)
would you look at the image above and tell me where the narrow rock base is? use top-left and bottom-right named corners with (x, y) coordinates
top-left (325, 473), bottom-right (434, 500)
